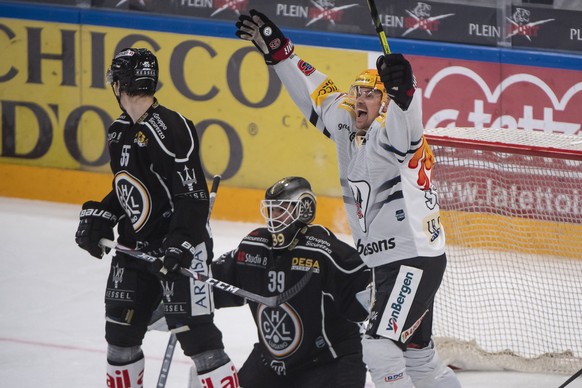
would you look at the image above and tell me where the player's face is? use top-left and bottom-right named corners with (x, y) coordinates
top-left (353, 86), bottom-right (383, 130)
top-left (260, 199), bottom-right (301, 233)
top-left (269, 202), bottom-right (294, 224)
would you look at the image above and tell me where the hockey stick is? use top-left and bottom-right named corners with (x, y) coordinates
top-left (366, 0), bottom-right (391, 55)
top-left (558, 367), bottom-right (582, 388)
top-left (156, 333), bottom-right (177, 388)
top-left (100, 238), bottom-right (312, 307)
top-left (100, 173), bottom-right (312, 307)
top-left (208, 174), bottom-right (221, 213)
top-left (154, 175), bottom-right (221, 388)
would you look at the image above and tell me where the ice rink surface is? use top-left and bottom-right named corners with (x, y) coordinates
top-left (0, 196), bottom-right (580, 388)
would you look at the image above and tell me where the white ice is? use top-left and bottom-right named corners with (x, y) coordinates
top-left (0, 197), bottom-right (580, 388)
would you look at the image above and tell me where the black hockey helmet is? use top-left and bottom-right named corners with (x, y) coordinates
top-left (260, 176), bottom-right (316, 235)
top-left (107, 48), bottom-right (158, 96)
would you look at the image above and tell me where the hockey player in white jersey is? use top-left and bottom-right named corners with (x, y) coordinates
top-left (235, 10), bottom-right (461, 388)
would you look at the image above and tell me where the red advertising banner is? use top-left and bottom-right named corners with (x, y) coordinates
top-left (432, 146), bottom-right (582, 224)
top-left (408, 56), bottom-right (582, 135)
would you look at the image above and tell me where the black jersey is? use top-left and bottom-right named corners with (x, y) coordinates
top-left (212, 225), bottom-right (370, 376)
top-left (101, 99), bottom-right (210, 252)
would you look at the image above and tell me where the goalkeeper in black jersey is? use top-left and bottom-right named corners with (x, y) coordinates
top-left (211, 176), bottom-right (371, 388)
top-left (74, 48), bottom-right (238, 387)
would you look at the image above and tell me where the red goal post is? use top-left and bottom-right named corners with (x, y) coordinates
top-left (424, 127), bottom-right (582, 374)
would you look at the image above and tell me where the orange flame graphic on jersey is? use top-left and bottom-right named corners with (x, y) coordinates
top-left (408, 136), bottom-right (435, 190)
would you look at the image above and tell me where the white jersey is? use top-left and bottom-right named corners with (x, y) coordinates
top-left (274, 55), bottom-right (445, 267)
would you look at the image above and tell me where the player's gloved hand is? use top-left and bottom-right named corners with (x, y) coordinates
top-left (75, 201), bottom-right (118, 259)
top-left (113, 247), bottom-right (165, 275)
top-left (148, 257), bottom-right (165, 275)
top-left (376, 53), bottom-right (416, 111)
top-left (163, 245), bottom-right (193, 273)
top-left (235, 9), bottom-right (294, 65)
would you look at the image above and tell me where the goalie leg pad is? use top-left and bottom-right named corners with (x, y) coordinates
top-left (189, 358), bottom-right (239, 388)
top-left (362, 335), bottom-right (414, 387)
top-left (404, 341), bottom-right (461, 388)
top-left (107, 354), bottom-right (145, 388)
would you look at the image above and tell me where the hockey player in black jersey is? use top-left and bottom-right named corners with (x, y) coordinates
top-left (74, 48), bottom-right (238, 387)
top-left (211, 176), bottom-right (370, 388)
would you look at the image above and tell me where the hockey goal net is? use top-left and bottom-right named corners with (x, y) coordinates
top-left (425, 127), bottom-right (582, 375)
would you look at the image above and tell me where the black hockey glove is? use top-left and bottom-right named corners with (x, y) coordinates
top-left (235, 9), bottom-right (294, 65)
top-left (376, 54), bottom-right (416, 111)
top-left (163, 244), bottom-right (194, 273)
top-left (75, 201), bottom-right (118, 259)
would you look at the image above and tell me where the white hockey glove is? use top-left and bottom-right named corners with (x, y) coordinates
top-left (235, 9), bottom-right (294, 65)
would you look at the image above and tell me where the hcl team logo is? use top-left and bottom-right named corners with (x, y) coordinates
top-left (115, 171), bottom-right (151, 232)
top-left (258, 303), bottom-right (303, 358)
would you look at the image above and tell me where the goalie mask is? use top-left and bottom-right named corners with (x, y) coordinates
top-left (107, 48), bottom-right (158, 96)
top-left (260, 177), bottom-right (316, 247)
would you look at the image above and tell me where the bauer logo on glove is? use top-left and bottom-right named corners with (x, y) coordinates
top-left (75, 201), bottom-right (118, 259)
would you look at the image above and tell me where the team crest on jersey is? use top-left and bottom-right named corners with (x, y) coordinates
top-left (347, 179), bottom-right (371, 232)
top-left (115, 171), bottom-right (152, 232)
top-left (134, 131), bottom-right (148, 147)
top-left (423, 213), bottom-right (442, 243)
top-left (258, 303), bottom-right (302, 359)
